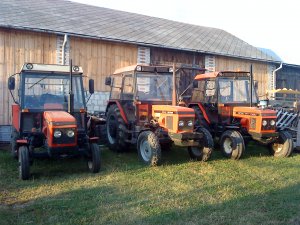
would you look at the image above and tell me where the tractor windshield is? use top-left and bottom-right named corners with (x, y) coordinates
top-left (136, 73), bottom-right (173, 101)
top-left (218, 77), bottom-right (258, 104)
top-left (22, 73), bottom-right (85, 110)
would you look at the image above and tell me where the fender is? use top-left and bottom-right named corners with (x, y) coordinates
top-left (106, 100), bottom-right (128, 124)
top-left (188, 103), bottom-right (211, 124)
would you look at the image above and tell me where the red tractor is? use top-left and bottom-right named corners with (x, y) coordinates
top-left (8, 63), bottom-right (101, 179)
top-left (104, 64), bottom-right (213, 165)
top-left (187, 70), bottom-right (293, 159)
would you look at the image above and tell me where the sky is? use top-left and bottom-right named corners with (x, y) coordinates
top-left (71, 0), bottom-right (300, 65)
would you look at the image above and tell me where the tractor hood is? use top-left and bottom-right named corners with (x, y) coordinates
top-left (44, 111), bottom-right (76, 126)
top-left (233, 107), bottom-right (276, 118)
top-left (152, 105), bottom-right (195, 133)
top-left (152, 105), bottom-right (195, 116)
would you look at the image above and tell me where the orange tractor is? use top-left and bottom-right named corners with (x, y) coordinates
top-left (187, 70), bottom-right (293, 159)
top-left (104, 64), bottom-right (213, 165)
top-left (8, 63), bottom-right (101, 179)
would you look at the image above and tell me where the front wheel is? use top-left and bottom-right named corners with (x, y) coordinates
top-left (137, 131), bottom-right (162, 166)
top-left (87, 143), bottom-right (101, 173)
top-left (188, 127), bottom-right (213, 161)
top-left (19, 146), bottom-right (30, 180)
top-left (220, 130), bottom-right (244, 160)
top-left (269, 131), bottom-right (293, 157)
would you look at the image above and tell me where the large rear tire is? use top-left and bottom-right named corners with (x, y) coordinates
top-left (10, 128), bottom-right (18, 159)
top-left (188, 127), bottom-right (213, 161)
top-left (269, 130), bottom-right (293, 157)
top-left (19, 146), bottom-right (30, 180)
top-left (106, 105), bottom-right (127, 152)
top-left (87, 143), bottom-right (101, 173)
top-left (137, 131), bottom-right (162, 166)
top-left (220, 130), bottom-right (244, 160)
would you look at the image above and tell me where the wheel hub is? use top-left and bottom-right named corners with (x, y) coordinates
top-left (140, 140), bottom-right (152, 161)
top-left (223, 138), bottom-right (233, 154)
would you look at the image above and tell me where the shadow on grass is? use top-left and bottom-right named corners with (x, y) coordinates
top-left (1, 180), bottom-right (300, 225)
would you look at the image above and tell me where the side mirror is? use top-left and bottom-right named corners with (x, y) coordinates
top-left (193, 80), bottom-right (198, 88)
top-left (89, 79), bottom-right (94, 94)
top-left (105, 77), bottom-right (112, 86)
top-left (8, 77), bottom-right (15, 90)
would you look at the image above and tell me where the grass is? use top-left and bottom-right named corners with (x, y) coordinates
top-left (1, 142), bottom-right (300, 225)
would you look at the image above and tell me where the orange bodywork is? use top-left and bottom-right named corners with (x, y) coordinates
top-left (43, 111), bottom-right (77, 148)
top-left (12, 104), bottom-right (20, 131)
top-left (233, 107), bottom-right (277, 134)
top-left (152, 105), bottom-right (195, 133)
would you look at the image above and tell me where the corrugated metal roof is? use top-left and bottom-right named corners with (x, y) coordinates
top-left (0, 0), bottom-right (279, 62)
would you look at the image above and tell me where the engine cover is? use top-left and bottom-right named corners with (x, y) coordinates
top-left (152, 105), bottom-right (195, 133)
top-left (43, 111), bottom-right (77, 148)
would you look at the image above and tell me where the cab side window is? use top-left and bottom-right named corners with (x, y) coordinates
top-left (111, 76), bottom-right (122, 99)
top-left (122, 75), bottom-right (133, 100)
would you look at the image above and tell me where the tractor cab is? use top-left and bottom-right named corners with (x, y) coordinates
top-left (8, 63), bottom-right (101, 179)
top-left (10, 64), bottom-right (86, 136)
top-left (106, 65), bottom-right (174, 124)
top-left (191, 71), bottom-right (258, 125)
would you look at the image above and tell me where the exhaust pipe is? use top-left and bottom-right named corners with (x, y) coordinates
top-left (172, 63), bottom-right (176, 106)
top-left (250, 64), bottom-right (253, 107)
top-left (68, 59), bottom-right (74, 114)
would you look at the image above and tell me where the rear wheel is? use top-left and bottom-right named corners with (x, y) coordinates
top-left (10, 128), bottom-right (18, 159)
top-left (220, 130), bottom-right (244, 160)
top-left (87, 143), bottom-right (101, 173)
top-left (137, 131), bottom-right (162, 166)
top-left (188, 127), bottom-right (213, 161)
top-left (106, 105), bottom-right (127, 152)
top-left (19, 146), bottom-right (30, 180)
top-left (269, 130), bottom-right (293, 157)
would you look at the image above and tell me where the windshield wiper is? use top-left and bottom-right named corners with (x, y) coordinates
top-left (28, 75), bottom-right (50, 89)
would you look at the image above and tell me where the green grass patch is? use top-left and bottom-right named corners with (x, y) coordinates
top-left (0, 142), bottom-right (300, 225)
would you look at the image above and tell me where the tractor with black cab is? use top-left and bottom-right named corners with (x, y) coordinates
top-left (187, 70), bottom-right (293, 159)
top-left (104, 64), bottom-right (213, 165)
top-left (8, 63), bottom-right (101, 180)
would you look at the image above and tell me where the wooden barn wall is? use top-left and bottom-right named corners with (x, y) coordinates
top-left (276, 66), bottom-right (300, 91)
top-left (215, 56), bottom-right (269, 98)
top-left (151, 47), bottom-right (205, 94)
top-left (0, 28), bottom-right (57, 125)
top-left (70, 37), bottom-right (137, 92)
top-left (0, 29), bottom-right (138, 125)
top-left (151, 47), bottom-right (205, 67)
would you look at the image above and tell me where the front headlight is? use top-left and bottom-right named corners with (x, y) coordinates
top-left (187, 120), bottom-right (193, 126)
top-left (270, 120), bottom-right (276, 126)
top-left (179, 120), bottom-right (184, 127)
top-left (54, 130), bottom-right (62, 138)
top-left (67, 130), bottom-right (75, 137)
top-left (262, 120), bottom-right (268, 126)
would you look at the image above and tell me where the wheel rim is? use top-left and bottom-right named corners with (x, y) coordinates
top-left (191, 146), bottom-right (202, 157)
top-left (107, 115), bottom-right (117, 144)
top-left (273, 143), bottom-right (283, 153)
top-left (87, 160), bottom-right (93, 170)
top-left (140, 139), bottom-right (152, 162)
top-left (223, 138), bottom-right (233, 154)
